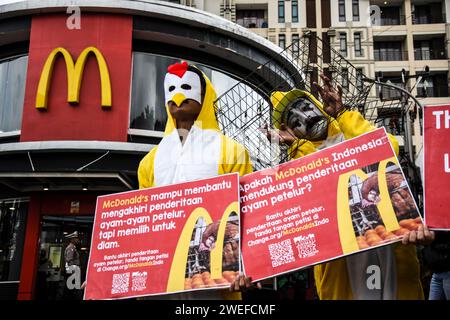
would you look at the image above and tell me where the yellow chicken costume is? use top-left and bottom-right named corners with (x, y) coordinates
top-left (138, 62), bottom-right (252, 300)
top-left (271, 89), bottom-right (424, 300)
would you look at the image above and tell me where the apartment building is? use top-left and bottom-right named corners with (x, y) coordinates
top-left (170, 0), bottom-right (450, 155)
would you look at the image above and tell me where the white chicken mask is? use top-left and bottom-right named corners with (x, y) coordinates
top-left (164, 61), bottom-right (203, 107)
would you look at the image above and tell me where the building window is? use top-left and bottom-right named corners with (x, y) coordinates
top-left (236, 9), bottom-right (268, 28)
top-left (380, 6), bottom-right (402, 25)
top-left (309, 32), bottom-right (318, 63)
top-left (341, 68), bottom-right (349, 89)
top-left (0, 55), bottom-right (28, 134)
top-left (352, 0), bottom-right (360, 21)
top-left (413, 3), bottom-right (444, 24)
top-left (292, 0), bottom-right (299, 23)
top-left (354, 32), bottom-right (362, 57)
top-left (339, 0), bottom-right (346, 22)
top-left (306, 0), bottom-right (317, 28)
top-left (322, 0), bottom-right (331, 27)
top-left (417, 73), bottom-right (449, 98)
top-left (414, 40), bottom-right (432, 60)
top-left (374, 42), bottom-right (405, 61)
top-left (35, 214), bottom-right (94, 300)
top-left (278, 1), bottom-right (285, 23)
top-left (0, 199), bottom-right (28, 284)
top-left (292, 34), bottom-right (300, 58)
top-left (279, 34), bottom-right (286, 49)
top-left (377, 78), bottom-right (406, 100)
top-left (356, 68), bottom-right (364, 90)
top-left (339, 33), bottom-right (347, 56)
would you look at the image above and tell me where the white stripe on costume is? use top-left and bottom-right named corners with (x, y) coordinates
top-left (154, 126), bottom-right (222, 186)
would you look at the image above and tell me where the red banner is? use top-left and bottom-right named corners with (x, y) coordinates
top-left (240, 128), bottom-right (422, 281)
top-left (85, 173), bottom-right (240, 299)
top-left (424, 104), bottom-right (450, 230)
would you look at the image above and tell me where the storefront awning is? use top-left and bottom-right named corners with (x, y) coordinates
top-left (0, 141), bottom-right (152, 193)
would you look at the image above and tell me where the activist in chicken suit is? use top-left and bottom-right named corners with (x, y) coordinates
top-left (261, 74), bottom-right (435, 300)
top-left (137, 61), bottom-right (254, 299)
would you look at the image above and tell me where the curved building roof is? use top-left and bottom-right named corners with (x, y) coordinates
top-left (0, 0), bottom-right (301, 91)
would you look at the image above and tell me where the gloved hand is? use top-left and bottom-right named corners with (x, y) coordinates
top-left (313, 74), bottom-right (344, 118)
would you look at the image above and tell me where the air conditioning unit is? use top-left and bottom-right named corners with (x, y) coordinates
top-left (327, 28), bottom-right (336, 37)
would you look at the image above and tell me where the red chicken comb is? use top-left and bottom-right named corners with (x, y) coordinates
top-left (167, 61), bottom-right (189, 78)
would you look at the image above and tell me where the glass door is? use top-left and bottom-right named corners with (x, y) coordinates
top-left (35, 215), bottom-right (93, 300)
top-left (0, 198), bottom-right (28, 299)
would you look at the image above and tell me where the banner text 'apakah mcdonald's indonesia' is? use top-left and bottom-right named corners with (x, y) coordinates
top-left (240, 128), bottom-right (423, 281)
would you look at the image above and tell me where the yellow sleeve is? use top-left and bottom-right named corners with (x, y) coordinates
top-left (218, 135), bottom-right (250, 300)
top-left (219, 135), bottom-right (253, 176)
top-left (393, 243), bottom-right (424, 300)
top-left (337, 111), bottom-right (400, 156)
top-left (137, 147), bottom-right (157, 189)
top-left (314, 259), bottom-right (353, 300)
top-left (220, 290), bottom-right (242, 300)
top-left (287, 138), bottom-right (318, 160)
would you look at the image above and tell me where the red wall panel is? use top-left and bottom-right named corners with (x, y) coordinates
top-left (17, 195), bottom-right (41, 300)
top-left (21, 14), bottom-right (133, 142)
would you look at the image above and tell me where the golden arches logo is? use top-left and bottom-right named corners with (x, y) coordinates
top-left (166, 201), bottom-right (239, 292)
top-left (337, 157), bottom-right (400, 254)
top-left (35, 46), bottom-right (112, 109)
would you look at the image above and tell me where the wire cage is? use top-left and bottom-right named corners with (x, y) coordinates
top-left (214, 32), bottom-right (423, 208)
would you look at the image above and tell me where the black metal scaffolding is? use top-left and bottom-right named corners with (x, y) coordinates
top-left (215, 32), bottom-right (423, 209)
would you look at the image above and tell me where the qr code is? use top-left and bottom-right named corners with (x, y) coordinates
top-left (294, 234), bottom-right (319, 259)
top-left (132, 271), bottom-right (148, 292)
top-left (268, 239), bottom-right (295, 268)
top-left (111, 272), bottom-right (130, 294)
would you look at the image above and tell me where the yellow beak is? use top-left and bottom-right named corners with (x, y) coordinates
top-left (170, 93), bottom-right (187, 107)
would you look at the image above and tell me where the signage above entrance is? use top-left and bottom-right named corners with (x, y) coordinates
top-left (21, 14), bottom-right (132, 142)
top-left (36, 46), bottom-right (112, 110)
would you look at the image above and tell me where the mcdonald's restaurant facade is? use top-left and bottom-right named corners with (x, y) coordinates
top-left (0, 0), bottom-right (297, 300)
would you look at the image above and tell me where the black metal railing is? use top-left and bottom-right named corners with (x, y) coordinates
top-left (376, 114), bottom-right (405, 136)
top-left (236, 17), bottom-right (268, 29)
top-left (377, 83), bottom-right (408, 100)
top-left (374, 50), bottom-right (408, 61)
top-left (380, 14), bottom-right (407, 26)
top-left (414, 48), bottom-right (447, 60)
top-left (355, 48), bottom-right (365, 57)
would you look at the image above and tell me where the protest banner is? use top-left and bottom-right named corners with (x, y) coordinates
top-left (240, 128), bottom-right (423, 281)
top-left (84, 173), bottom-right (240, 299)
top-left (423, 104), bottom-right (450, 230)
